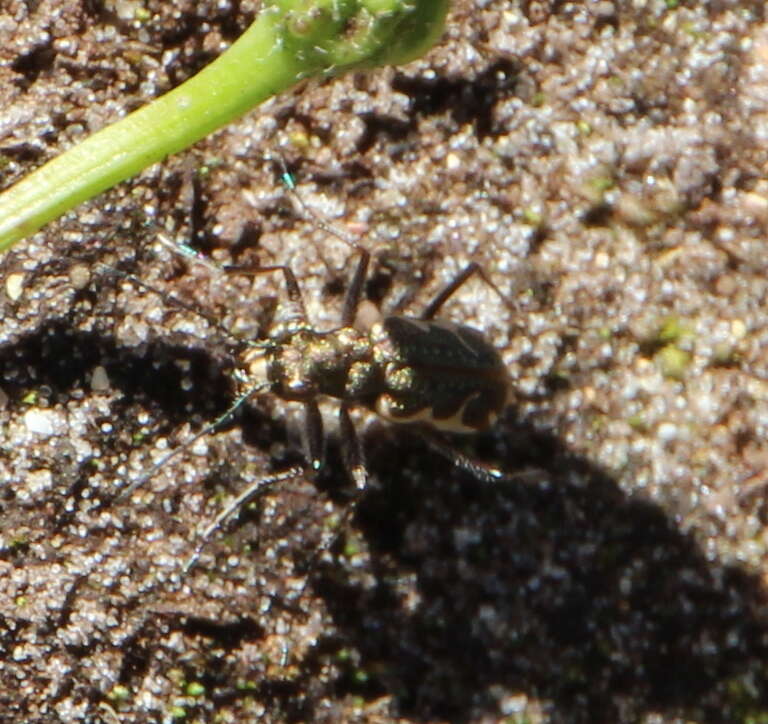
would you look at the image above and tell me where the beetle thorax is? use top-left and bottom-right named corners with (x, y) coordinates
top-left (238, 327), bottom-right (380, 404)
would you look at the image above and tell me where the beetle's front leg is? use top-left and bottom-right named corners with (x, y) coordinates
top-left (302, 399), bottom-right (325, 474)
top-left (339, 404), bottom-right (367, 491)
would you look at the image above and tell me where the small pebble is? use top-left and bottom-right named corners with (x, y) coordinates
top-left (68, 263), bottom-right (91, 291)
top-left (5, 273), bottom-right (24, 301)
top-left (90, 366), bottom-right (110, 392)
top-left (657, 422), bottom-right (678, 441)
top-left (24, 409), bottom-right (57, 436)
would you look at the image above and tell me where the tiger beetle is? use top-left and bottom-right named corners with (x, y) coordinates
top-left (116, 189), bottom-right (513, 576)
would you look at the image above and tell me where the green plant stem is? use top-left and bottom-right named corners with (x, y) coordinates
top-left (0, 0), bottom-right (448, 252)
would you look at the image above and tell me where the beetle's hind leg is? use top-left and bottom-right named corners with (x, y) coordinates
top-left (416, 426), bottom-right (506, 483)
top-left (421, 262), bottom-right (510, 321)
top-left (415, 263), bottom-right (515, 483)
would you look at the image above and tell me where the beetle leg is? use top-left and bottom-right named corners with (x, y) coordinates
top-left (291, 404), bottom-right (368, 586)
top-left (340, 248), bottom-right (371, 328)
top-left (97, 260), bottom-right (235, 339)
top-left (417, 427), bottom-right (506, 483)
top-left (226, 263), bottom-right (310, 325)
top-left (152, 235), bottom-right (313, 331)
top-left (182, 464), bottom-right (306, 576)
top-left (339, 404), bottom-right (367, 490)
top-left (421, 262), bottom-right (509, 321)
top-left (180, 391), bottom-right (323, 578)
top-left (302, 399), bottom-right (325, 474)
top-left (117, 381), bottom-right (266, 502)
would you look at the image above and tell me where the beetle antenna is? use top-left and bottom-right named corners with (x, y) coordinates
top-left (274, 155), bottom-right (366, 254)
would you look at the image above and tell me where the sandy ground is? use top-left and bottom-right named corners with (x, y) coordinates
top-left (1, 0), bottom-right (768, 721)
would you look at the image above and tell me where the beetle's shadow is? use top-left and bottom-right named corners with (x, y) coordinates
top-left (0, 317), bottom-right (283, 520)
top-left (3, 318), bottom-right (768, 722)
top-left (316, 425), bottom-right (768, 721)
top-left (0, 316), bottom-right (235, 427)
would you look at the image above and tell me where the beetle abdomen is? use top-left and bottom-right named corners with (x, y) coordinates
top-left (373, 316), bottom-right (510, 433)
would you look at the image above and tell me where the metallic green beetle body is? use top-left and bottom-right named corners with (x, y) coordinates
top-left (240, 256), bottom-right (510, 441)
top-left (126, 249), bottom-right (511, 576)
